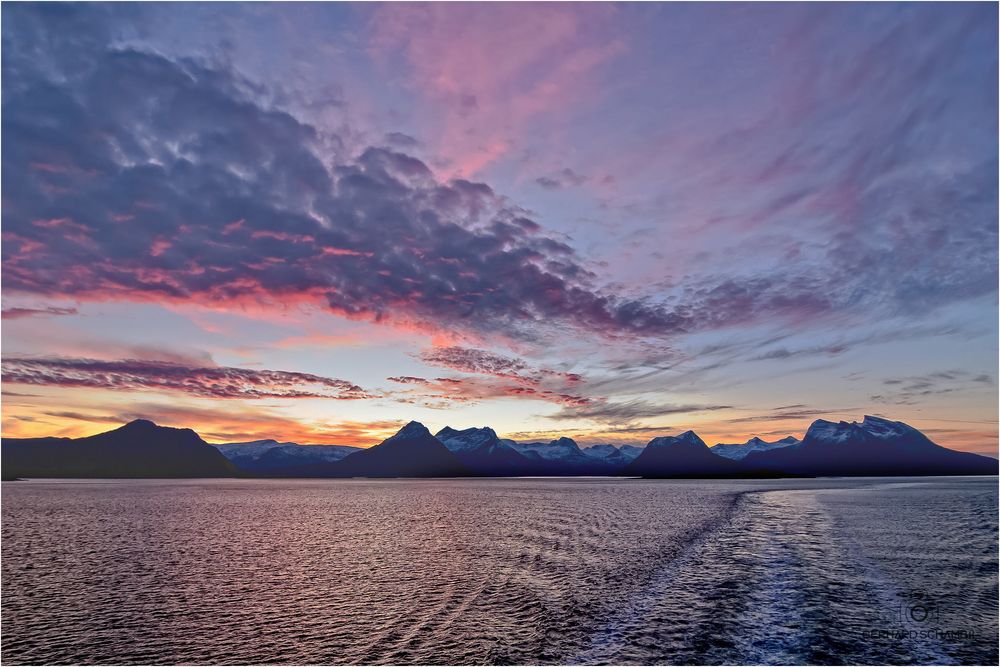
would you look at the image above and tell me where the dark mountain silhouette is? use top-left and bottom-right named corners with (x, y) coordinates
top-left (214, 440), bottom-right (360, 475)
top-left (744, 415), bottom-right (998, 476)
top-left (622, 430), bottom-right (747, 477)
top-left (2, 419), bottom-right (238, 478)
top-left (435, 426), bottom-right (534, 475)
top-left (332, 421), bottom-right (469, 478)
top-left (2, 415), bottom-right (993, 479)
top-left (710, 435), bottom-right (799, 460)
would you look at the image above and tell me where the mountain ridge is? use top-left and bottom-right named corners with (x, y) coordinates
top-left (2, 419), bottom-right (238, 478)
top-left (4, 415), bottom-right (995, 479)
top-left (710, 435), bottom-right (800, 460)
top-left (743, 415), bottom-right (997, 476)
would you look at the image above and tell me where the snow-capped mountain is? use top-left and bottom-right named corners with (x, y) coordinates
top-left (582, 443), bottom-right (644, 467)
top-left (744, 415), bottom-right (997, 476)
top-left (214, 440), bottom-right (361, 473)
top-left (509, 437), bottom-right (626, 474)
top-left (710, 436), bottom-right (799, 460)
top-left (510, 437), bottom-right (588, 462)
top-left (214, 439), bottom-right (287, 457)
top-left (436, 426), bottom-right (506, 454)
top-left (435, 426), bottom-right (533, 475)
top-left (512, 437), bottom-right (590, 464)
top-left (622, 430), bottom-right (742, 477)
top-left (618, 444), bottom-right (644, 459)
top-left (581, 444), bottom-right (617, 459)
top-left (8, 414), bottom-right (992, 480)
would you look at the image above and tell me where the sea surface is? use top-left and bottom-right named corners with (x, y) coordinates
top-left (2, 477), bottom-right (997, 665)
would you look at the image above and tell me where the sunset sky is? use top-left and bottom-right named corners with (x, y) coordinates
top-left (2, 2), bottom-right (997, 454)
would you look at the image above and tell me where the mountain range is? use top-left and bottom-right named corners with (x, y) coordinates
top-left (2, 415), bottom-right (996, 479)
top-left (710, 436), bottom-right (800, 460)
top-left (213, 439), bottom-right (361, 475)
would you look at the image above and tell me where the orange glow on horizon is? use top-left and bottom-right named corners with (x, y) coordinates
top-left (3, 403), bottom-right (997, 456)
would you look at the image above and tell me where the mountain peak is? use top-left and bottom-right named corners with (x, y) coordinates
top-left (338, 421), bottom-right (468, 477)
top-left (747, 415), bottom-right (997, 476)
top-left (626, 430), bottom-right (736, 476)
top-left (392, 421), bottom-right (432, 440)
top-left (805, 416), bottom-right (918, 444)
top-left (804, 418), bottom-right (857, 443)
top-left (435, 426), bottom-right (508, 455)
top-left (860, 415), bottom-right (919, 439)
top-left (861, 415), bottom-right (903, 429)
top-left (648, 431), bottom-right (707, 449)
top-left (119, 419), bottom-right (159, 432)
top-left (4, 419), bottom-right (236, 478)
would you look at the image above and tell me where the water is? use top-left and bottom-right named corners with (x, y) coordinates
top-left (2, 477), bottom-right (996, 665)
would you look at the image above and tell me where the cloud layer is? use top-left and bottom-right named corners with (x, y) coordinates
top-left (2, 357), bottom-right (371, 400)
top-left (386, 346), bottom-right (587, 409)
top-left (2, 4), bottom-right (689, 344)
top-left (5, 4), bottom-right (996, 353)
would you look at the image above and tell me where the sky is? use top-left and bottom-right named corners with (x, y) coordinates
top-left (2, 2), bottom-right (997, 454)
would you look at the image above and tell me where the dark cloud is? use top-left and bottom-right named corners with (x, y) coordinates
top-left (383, 132), bottom-right (420, 148)
top-left (535, 168), bottom-right (587, 190)
top-left (1, 5), bottom-right (693, 343)
top-left (871, 370), bottom-right (994, 405)
top-left (386, 375), bottom-right (431, 385)
top-left (3, 4), bottom-right (994, 352)
top-left (1, 357), bottom-right (373, 400)
top-left (725, 406), bottom-right (862, 423)
top-left (1, 306), bottom-right (78, 319)
top-left (605, 5), bottom-right (997, 342)
top-left (734, 324), bottom-right (976, 368)
top-left (420, 346), bottom-right (529, 378)
top-left (41, 410), bottom-right (112, 423)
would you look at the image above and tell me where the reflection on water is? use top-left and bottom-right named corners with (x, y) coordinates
top-left (2, 477), bottom-right (996, 665)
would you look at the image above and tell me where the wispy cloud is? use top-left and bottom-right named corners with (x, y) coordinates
top-left (368, 3), bottom-right (625, 177)
top-left (405, 346), bottom-right (587, 408)
top-left (29, 402), bottom-right (400, 446)
top-left (2, 306), bottom-right (78, 320)
top-left (547, 398), bottom-right (733, 426)
top-left (871, 370), bottom-right (994, 406)
top-left (2, 357), bottom-right (373, 400)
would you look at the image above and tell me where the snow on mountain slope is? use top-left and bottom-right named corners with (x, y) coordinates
top-left (710, 436), bottom-right (799, 460)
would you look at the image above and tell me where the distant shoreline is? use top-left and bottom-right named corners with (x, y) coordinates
top-left (5, 473), bottom-right (997, 482)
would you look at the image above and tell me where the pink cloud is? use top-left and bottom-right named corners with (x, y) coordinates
top-left (368, 3), bottom-right (626, 178)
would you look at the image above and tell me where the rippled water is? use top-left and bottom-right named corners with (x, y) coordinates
top-left (2, 477), bottom-right (996, 665)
